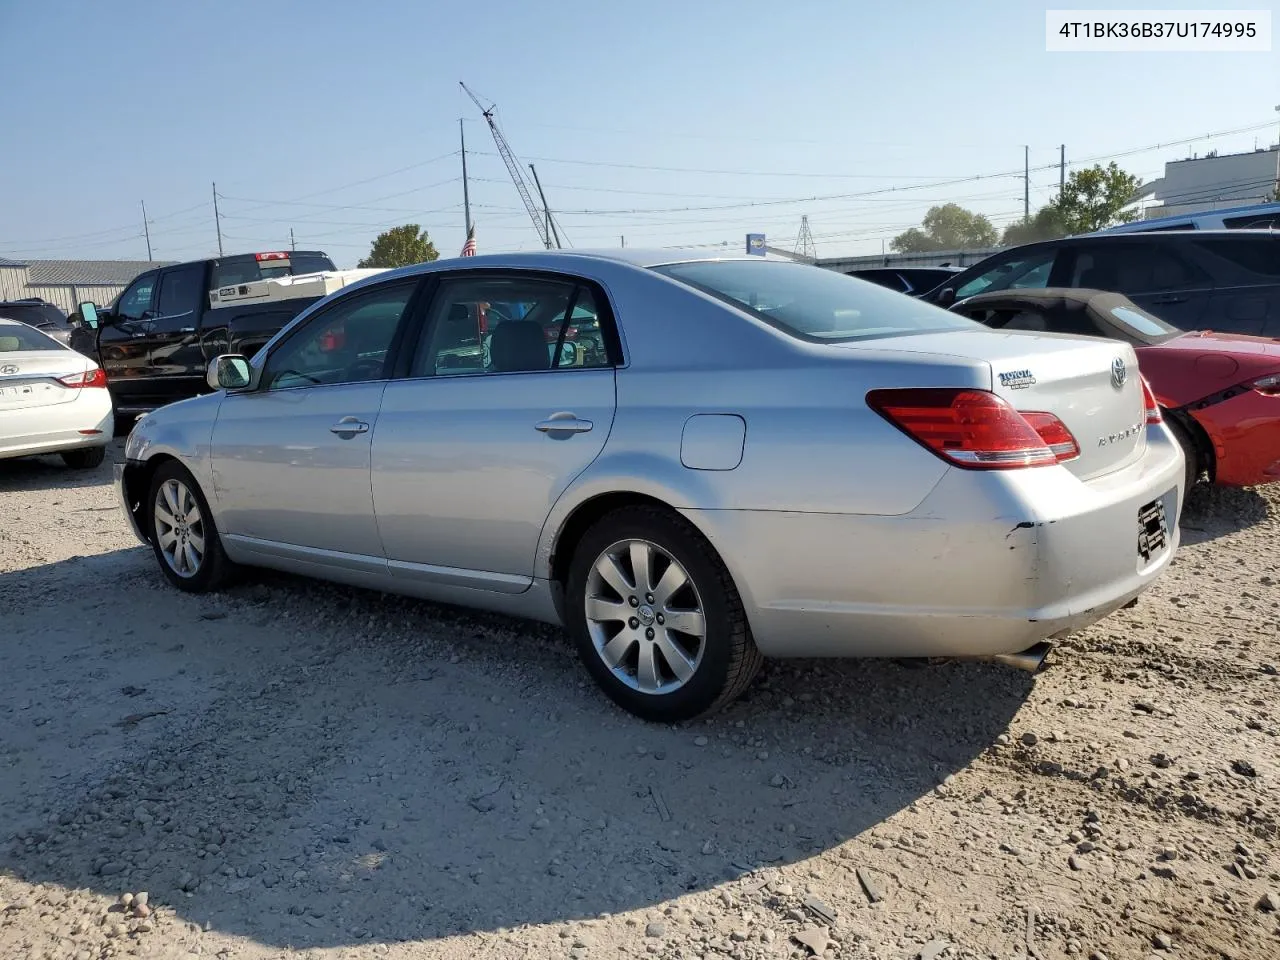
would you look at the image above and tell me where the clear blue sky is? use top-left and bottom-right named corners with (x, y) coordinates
top-left (1, 0), bottom-right (1276, 265)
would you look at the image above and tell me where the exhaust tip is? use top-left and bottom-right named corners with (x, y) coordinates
top-left (991, 641), bottom-right (1053, 674)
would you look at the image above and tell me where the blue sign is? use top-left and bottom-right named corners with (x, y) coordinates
top-left (745, 233), bottom-right (766, 256)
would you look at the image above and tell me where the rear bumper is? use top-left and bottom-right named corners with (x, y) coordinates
top-left (1190, 391), bottom-right (1280, 486)
top-left (685, 423), bottom-right (1185, 659)
top-left (0, 394), bottom-right (112, 461)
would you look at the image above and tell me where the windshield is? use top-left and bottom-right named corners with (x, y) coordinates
top-left (0, 323), bottom-right (65, 352)
top-left (211, 253), bottom-right (337, 289)
top-left (653, 260), bottom-right (979, 342)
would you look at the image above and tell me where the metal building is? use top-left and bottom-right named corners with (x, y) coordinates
top-left (1135, 145), bottom-right (1279, 219)
top-left (0, 257), bottom-right (170, 313)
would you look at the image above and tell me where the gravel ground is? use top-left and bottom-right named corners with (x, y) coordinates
top-left (2, 439), bottom-right (1278, 960)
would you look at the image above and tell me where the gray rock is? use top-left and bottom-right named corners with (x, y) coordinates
top-left (98, 861), bottom-right (127, 877)
top-left (1153, 932), bottom-right (1173, 950)
top-left (1021, 732), bottom-right (1039, 746)
top-left (645, 921), bottom-right (666, 938)
top-left (694, 736), bottom-right (709, 747)
top-left (1258, 890), bottom-right (1280, 912)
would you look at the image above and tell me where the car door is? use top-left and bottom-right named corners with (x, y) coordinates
top-left (99, 271), bottom-right (159, 403)
top-left (372, 271), bottom-right (619, 593)
top-left (209, 277), bottom-right (423, 565)
top-left (1064, 241), bottom-right (1211, 329)
top-left (145, 262), bottom-right (208, 400)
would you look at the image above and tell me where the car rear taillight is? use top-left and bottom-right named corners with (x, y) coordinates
top-left (1141, 376), bottom-right (1162, 424)
top-left (254, 251), bottom-right (290, 262)
top-left (866, 388), bottom-right (1067, 469)
top-left (1252, 373), bottom-right (1280, 396)
top-left (58, 367), bottom-right (108, 388)
top-left (1021, 411), bottom-right (1080, 463)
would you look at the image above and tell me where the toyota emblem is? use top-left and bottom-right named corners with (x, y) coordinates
top-left (1111, 356), bottom-right (1127, 389)
top-left (0, 364), bottom-right (17, 375)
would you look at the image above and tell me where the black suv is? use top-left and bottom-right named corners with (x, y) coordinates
top-left (918, 230), bottom-right (1280, 336)
top-left (0, 298), bottom-right (71, 344)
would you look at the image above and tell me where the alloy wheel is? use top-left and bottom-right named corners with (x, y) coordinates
top-left (153, 478), bottom-right (206, 578)
top-left (584, 538), bottom-right (707, 695)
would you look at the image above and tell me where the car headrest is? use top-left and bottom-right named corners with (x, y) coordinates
top-left (489, 320), bottom-right (548, 372)
top-left (0, 336), bottom-right (20, 352)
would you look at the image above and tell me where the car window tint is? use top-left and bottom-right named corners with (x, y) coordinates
top-left (413, 276), bottom-right (612, 377)
top-left (262, 282), bottom-right (415, 391)
top-left (1070, 245), bottom-right (1204, 294)
top-left (655, 260), bottom-right (977, 342)
top-left (1194, 238), bottom-right (1280, 277)
top-left (117, 275), bottom-right (157, 321)
top-left (953, 250), bottom-right (1056, 299)
top-left (153, 264), bottom-right (205, 331)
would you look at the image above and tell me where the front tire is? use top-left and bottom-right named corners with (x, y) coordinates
top-left (147, 461), bottom-right (232, 593)
top-left (60, 446), bottom-right (106, 470)
top-left (566, 506), bottom-right (762, 722)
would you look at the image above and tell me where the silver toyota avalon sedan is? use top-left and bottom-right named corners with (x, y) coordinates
top-left (116, 250), bottom-right (1184, 721)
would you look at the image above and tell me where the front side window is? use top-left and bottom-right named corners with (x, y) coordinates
top-left (413, 275), bottom-right (614, 377)
top-left (116, 274), bottom-right (157, 321)
top-left (261, 281), bottom-right (416, 390)
top-left (655, 260), bottom-right (977, 342)
top-left (953, 250), bottom-right (1056, 300)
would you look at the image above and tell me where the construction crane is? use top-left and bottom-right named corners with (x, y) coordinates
top-left (460, 82), bottom-right (559, 249)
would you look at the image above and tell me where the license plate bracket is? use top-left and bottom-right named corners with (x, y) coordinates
top-left (1137, 497), bottom-right (1168, 563)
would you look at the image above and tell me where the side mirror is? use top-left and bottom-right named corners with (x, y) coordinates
top-left (937, 287), bottom-right (957, 307)
top-left (77, 302), bottom-right (100, 330)
top-left (207, 354), bottom-right (251, 391)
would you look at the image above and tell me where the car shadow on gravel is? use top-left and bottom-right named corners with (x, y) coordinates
top-left (1179, 483), bottom-right (1272, 545)
top-left (0, 553), bottom-right (1033, 952)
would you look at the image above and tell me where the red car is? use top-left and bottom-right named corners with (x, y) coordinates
top-left (950, 288), bottom-right (1280, 491)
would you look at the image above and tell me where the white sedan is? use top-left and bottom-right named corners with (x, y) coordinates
top-left (0, 318), bottom-right (113, 469)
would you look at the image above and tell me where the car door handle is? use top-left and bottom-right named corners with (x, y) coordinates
top-left (330, 417), bottom-right (370, 437)
top-left (535, 412), bottom-right (593, 434)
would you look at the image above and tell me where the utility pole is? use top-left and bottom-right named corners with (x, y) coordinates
top-left (460, 118), bottom-right (472, 236)
top-left (140, 200), bottom-right (152, 260)
top-left (290, 228), bottom-right (296, 251)
top-left (1023, 146), bottom-right (1030, 221)
top-left (1273, 105), bottom-right (1280, 200)
top-left (212, 182), bottom-right (224, 256)
top-left (1059, 144), bottom-right (1066, 200)
top-left (528, 163), bottom-right (560, 249)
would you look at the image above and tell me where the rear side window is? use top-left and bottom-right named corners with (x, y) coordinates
top-left (1070, 245), bottom-right (1205, 294)
top-left (656, 260), bottom-right (978, 342)
top-left (1223, 214), bottom-right (1280, 229)
top-left (0, 323), bottom-right (64, 352)
top-left (1194, 238), bottom-right (1280, 277)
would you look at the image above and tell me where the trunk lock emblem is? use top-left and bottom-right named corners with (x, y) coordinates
top-left (1111, 356), bottom-right (1127, 389)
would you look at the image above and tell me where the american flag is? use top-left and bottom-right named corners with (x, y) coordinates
top-left (460, 224), bottom-right (476, 257)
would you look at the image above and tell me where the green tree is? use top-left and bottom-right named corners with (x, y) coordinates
top-left (1054, 162), bottom-right (1141, 234)
top-left (891, 204), bottom-right (999, 253)
top-left (1002, 205), bottom-right (1069, 246)
top-left (357, 224), bottom-right (439, 269)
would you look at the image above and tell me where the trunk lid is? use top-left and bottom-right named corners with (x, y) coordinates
top-left (858, 329), bottom-right (1148, 481)
top-left (0, 350), bottom-right (93, 411)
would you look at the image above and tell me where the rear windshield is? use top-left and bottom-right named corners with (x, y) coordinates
top-left (0, 303), bottom-right (68, 330)
top-left (653, 260), bottom-right (979, 342)
top-left (0, 323), bottom-right (65, 352)
top-left (1109, 304), bottom-right (1179, 339)
top-left (211, 253), bottom-right (337, 289)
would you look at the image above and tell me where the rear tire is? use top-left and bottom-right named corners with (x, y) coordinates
top-left (566, 505), bottom-right (763, 723)
top-left (147, 461), bottom-right (233, 593)
top-left (60, 446), bottom-right (106, 470)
